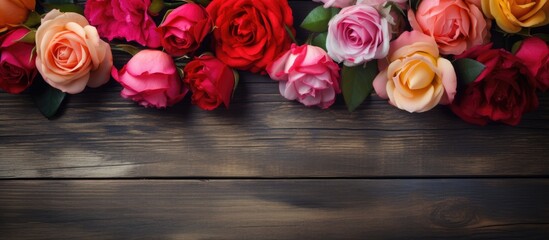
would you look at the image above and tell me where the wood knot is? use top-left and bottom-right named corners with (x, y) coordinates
top-left (430, 198), bottom-right (478, 228)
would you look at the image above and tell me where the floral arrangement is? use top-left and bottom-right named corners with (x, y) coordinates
top-left (0, 0), bottom-right (548, 126)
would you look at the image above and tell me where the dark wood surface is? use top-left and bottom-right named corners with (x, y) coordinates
top-left (1, 1), bottom-right (549, 239)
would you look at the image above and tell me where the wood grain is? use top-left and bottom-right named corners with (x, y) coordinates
top-left (1, 179), bottom-right (548, 239)
top-left (1, 1), bottom-right (548, 178)
top-left (1, 72), bottom-right (549, 178)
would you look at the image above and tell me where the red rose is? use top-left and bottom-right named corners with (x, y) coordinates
top-left (157, 3), bottom-right (212, 57)
top-left (450, 44), bottom-right (538, 126)
top-left (0, 28), bottom-right (37, 94)
top-left (206, 0), bottom-right (295, 73)
top-left (515, 37), bottom-right (549, 92)
top-left (183, 55), bottom-right (235, 110)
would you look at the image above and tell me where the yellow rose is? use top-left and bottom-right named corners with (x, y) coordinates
top-left (0, 0), bottom-right (35, 32)
top-left (35, 10), bottom-right (112, 94)
top-left (373, 31), bottom-right (457, 113)
top-left (481, 0), bottom-right (549, 33)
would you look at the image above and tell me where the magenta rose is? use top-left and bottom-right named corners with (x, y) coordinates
top-left (313, 0), bottom-right (355, 8)
top-left (85, 0), bottom-right (161, 48)
top-left (0, 28), bottom-right (37, 94)
top-left (112, 50), bottom-right (187, 108)
top-left (267, 44), bottom-right (341, 109)
top-left (450, 44), bottom-right (538, 126)
top-left (183, 55), bottom-right (235, 110)
top-left (326, 4), bottom-right (390, 66)
top-left (157, 3), bottom-right (212, 57)
top-left (515, 37), bottom-right (549, 92)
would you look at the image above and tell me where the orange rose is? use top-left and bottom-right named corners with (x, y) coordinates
top-left (481, 0), bottom-right (549, 33)
top-left (0, 0), bottom-right (35, 32)
top-left (35, 10), bottom-right (112, 94)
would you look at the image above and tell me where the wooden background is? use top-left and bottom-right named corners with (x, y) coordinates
top-left (1, 1), bottom-right (549, 239)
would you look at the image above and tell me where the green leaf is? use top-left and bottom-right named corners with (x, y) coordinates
top-left (31, 82), bottom-right (67, 119)
top-left (300, 6), bottom-right (337, 33)
top-left (111, 44), bottom-right (141, 56)
top-left (453, 58), bottom-right (485, 85)
top-left (311, 32), bottom-right (328, 51)
top-left (385, 1), bottom-right (405, 16)
top-left (511, 40), bottom-right (523, 54)
top-left (193, 0), bottom-right (211, 7)
top-left (42, 3), bottom-right (84, 14)
top-left (43, 0), bottom-right (75, 3)
top-left (149, 0), bottom-right (164, 16)
top-left (284, 25), bottom-right (297, 44)
top-left (533, 33), bottom-right (549, 43)
top-left (16, 30), bottom-right (36, 44)
top-left (341, 62), bottom-right (378, 112)
top-left (177, 67), bottom-right (185, 79)
top-left (24, 11), bottom-right (41, 28)
top-left (409, 0), bottom-right (422, 11)
top-left (160, 9), bottom-right (174, 25)
top-left (232, 70), bottom-right (239, 98)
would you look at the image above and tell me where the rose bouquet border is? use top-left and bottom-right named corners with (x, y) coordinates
top-left (291, 0), bottom-right (549, 125)
top-left (0, 0), bottom-right (548, 126)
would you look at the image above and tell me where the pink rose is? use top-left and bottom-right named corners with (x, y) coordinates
top-left (35, 10), bottom-right (112, 94)
top-left (373, 31), bottom-right (457, 113)
top-left (515, 37), bottom-right (549, 92)
top-left (85, 0), bottom-right (161, 48)
top-left (409, 0), bottom-right (490, 55)
top-left (112, 50), bottom-right (188, 108)
top-left (157, 3), bottom-right (212, 57)
top-left (0, 27), bottom-right (37, 94)
top-left (267, 44), bottom-right (341, 109)
top-left (313, 0), bottom-right (355, 8)
top-left (326, 4), bottom-right (390, 66)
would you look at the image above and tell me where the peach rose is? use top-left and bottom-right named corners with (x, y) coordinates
top-left (373, 31), bottom-right (457, 113)
top-left (35, 10), bottom-right (112, 94)
top-left (409, 0), bottom-right (490, 55)
top-left (0, 0), bottom-right (35, 32)
top-left (481, 0), bottom-right (549, 33)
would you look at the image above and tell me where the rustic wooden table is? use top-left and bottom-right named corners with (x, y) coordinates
top-left (1, 1), bottom-right (549, 239)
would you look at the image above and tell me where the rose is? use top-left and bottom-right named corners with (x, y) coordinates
top-left (85, 0), bottom-right (160, 48)
top-left (183, 55), bottom-right (235, 110)
top-left (206, 0), bottom-right (295, 73)
top-left (373, 31), bottom-right (457, 113)
top-left (157, 3), bottom-right (212, 57)
top-left (409, 0), bottom-right (490, 55)
top-left (0, 28), bottom-right (36, 94)
top-left (267, 44), bottom-right (341, 109)
top-left (515, 37), bottom-right (549, 92)
top-left (313, 0), bottom-right (355, 8)
top-left (481, 0), bottom-right (549, 33)
top-left (35, 10), bottom-right (112, 94)
top-left (326, 4), bottom-right (390, 66)
top-left (0, 0), bottom-right (35, 32)
top-left (112, 50), bottom-right (187, 108)
top-left (450, 44), bottom-right (538, 125)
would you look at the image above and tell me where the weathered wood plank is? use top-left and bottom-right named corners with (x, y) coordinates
top-left (1, 179), bottom-right (548, 239)
top-left (1, 75), bottom-right (548, 178)
top-left (2, 0), bottom-right (549, 178)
